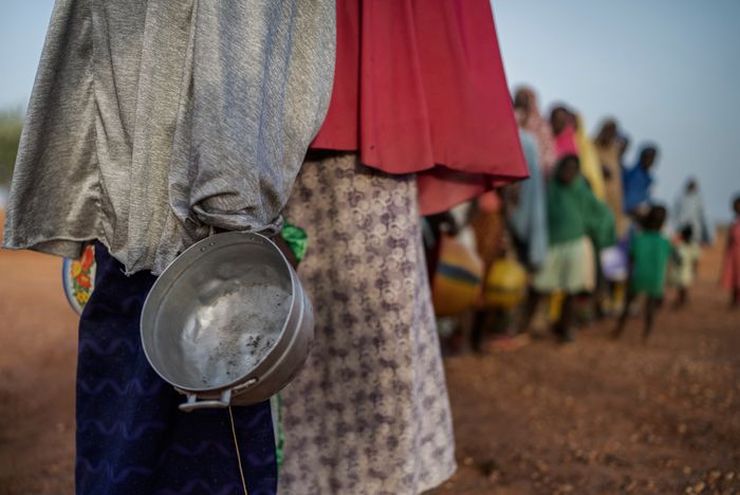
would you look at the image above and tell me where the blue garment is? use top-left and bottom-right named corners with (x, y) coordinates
top-left (622, 164), bottom-right (654, 213)
top-left (76, 242), bottom-right (277, 495)
top-left (507, 130), bottom-right (547, 269)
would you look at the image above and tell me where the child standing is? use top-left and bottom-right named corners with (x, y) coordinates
top-left (614, 206), bottom-right (673, 341)
top-left (520, 154), bottom-right (613, 342)
top-left (721, 194), bottom-right (740, 308)
top-left (670, 225), bottom-right (701, 308)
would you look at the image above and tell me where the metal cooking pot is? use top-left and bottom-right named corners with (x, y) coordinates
top-left (140, 232), bottom-right (313, 412)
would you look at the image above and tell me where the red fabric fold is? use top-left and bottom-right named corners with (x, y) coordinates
top-left (311, 0), bottom-right (528, 214)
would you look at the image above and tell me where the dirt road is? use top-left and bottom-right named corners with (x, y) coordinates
top-left (0, 218), bottom-right (738, 494)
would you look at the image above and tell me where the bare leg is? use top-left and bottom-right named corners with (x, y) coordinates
top-left (470, 310), bottom-right (487, 353)
top-left (557, 294), bottom-right (576, 342)
top-left (593, 270), bottom-right (607, 320)
top-left (518, 288), bottom-right (542, 334)
top-left (643, 296), bottom-right (659, 342)
top-left (674, 287), bottom-right (687, 309)
top-left (613, 282), bottom-right (627, 315)
top-left (613, 291), bottom-right (636, 339)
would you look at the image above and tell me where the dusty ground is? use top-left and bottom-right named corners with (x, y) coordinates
top-left (431, 231), bottom-right (740, 495)
top-left (0, 212), bottom-right (77, 495)
top-left (0, 213), bottom-right (738, 494)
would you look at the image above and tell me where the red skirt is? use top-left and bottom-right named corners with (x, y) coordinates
top-left (310, 0), bottom-right (528, 215)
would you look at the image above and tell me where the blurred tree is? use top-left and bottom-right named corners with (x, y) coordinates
top-left (0, 108), bottom-right (23, 185)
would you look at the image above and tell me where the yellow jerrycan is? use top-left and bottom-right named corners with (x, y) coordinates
top-left (483, 255), bottom-right (527, 310)
top-left (432, 234), bottom-right (484, 316)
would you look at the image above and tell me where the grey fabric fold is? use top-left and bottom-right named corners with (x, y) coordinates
top-left (3, 0), bottom-right (335, 275)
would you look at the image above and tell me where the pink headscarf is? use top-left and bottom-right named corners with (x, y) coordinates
top-left (555, 125), bottom-right (579, 159)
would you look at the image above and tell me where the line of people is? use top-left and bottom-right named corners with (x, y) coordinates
top-left (426, 85), bottom-right (735, 352)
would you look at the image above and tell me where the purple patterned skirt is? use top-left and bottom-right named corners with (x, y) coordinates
top-left (279, 153), bottom-right (456, 494)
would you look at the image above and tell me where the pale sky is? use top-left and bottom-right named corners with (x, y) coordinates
top-left (1, 1), bottom-right (739, 222)
top-left (493, 0), bottom-right (740, 224)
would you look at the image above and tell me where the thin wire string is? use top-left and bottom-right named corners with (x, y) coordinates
top-left (228, 406), bottom-right (249, 495)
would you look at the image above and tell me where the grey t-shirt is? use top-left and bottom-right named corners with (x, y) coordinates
top-left (3, 0), bottom-right (335, 275)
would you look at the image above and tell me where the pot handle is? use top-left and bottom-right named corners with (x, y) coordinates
top-left (179, 389), bottom-right (233, 412)
top-left (177, 377), bottom-right (259, 412)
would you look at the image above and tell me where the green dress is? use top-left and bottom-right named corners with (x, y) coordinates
top-left (629, 231), bottom-right (673, 297)
top-left (545, 176), bottom-right (616, 248)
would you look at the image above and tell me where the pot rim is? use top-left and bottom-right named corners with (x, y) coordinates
top-left (140, 231), bottom-right (298, 393)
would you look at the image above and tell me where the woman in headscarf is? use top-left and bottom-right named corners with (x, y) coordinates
top-left (673, 178), bottom-right (714, 245)
top-left (514, 86), bottom-right (557, 175)
top-left (574, 113), bottom-right (606, 200)
top-left (506, 129), bottom-right (547, 271)
top-left (623, 145), bottom-right (659, 219)
top-left (278, 1), bottom-right (528, 493)
top-left (667, 180), bottom-right (711, 308)
top-left (594, 119), bottom-right (629, 237)
top-left (550, 105), bottom-right (579, 158)
top-left (3, 2), bottom-right (336, 494)
top-left (722, 194), bottom-right (740, 308)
